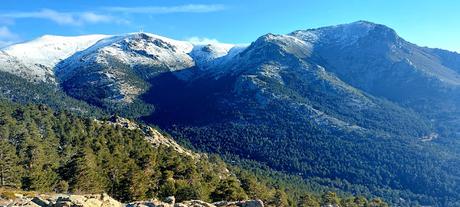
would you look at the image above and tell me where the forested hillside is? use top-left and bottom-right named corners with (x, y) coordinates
top-left (0, 100), bottom-right (388, 206)
top-left (1, 21), bottom-right (460, 206)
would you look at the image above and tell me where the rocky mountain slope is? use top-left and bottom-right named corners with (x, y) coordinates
top-left (1, 21), bottom-right (460, 206)
top-left (97, 115), bottom-right (198, 158)
top-left (290, 21), bottom-right (460, 116)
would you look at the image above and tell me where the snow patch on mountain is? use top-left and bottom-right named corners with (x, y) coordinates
top-left (3, 34), bottom-right (110, 67)
top-left (0, 34), bottom-right (109, 82)
top-left (0, 32), bottom-right (248, 83)
top-left (55, 32), bottom-right (196, 81)
top-left (291, 20), bottom-right (377, 46)
top-left (189, 42), bottom-right (247, 70)
top-left (189, 43), bottom-right (234, 68)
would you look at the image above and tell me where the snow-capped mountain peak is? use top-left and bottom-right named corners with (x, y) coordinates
top-left (0, 34), bottom-right (110, 82)
top-left (55, 32), bottom-right (198, 81)
top-left (3, 34), bottom-right (110, 69)
top-left (290, 21), bottom-right (379, 46)
top-left (189, 42), bottom-right (239, 69)
top-left (0, 31), bottom-right (246, 83)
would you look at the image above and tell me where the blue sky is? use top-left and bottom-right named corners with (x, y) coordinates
top-left (0, 0), bottom-right (459, 52)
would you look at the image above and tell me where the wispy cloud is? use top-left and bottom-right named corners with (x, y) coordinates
top-left (0, 9), bottom-right (126, 26)
top-left (0, 26), bottom-right (18, 39)
top-left (0, 26), bottom-right (20, 48)
top-left (186, 36), bottom-right (222, 45)
top-left (186, 36), bottom-right (249, 46)
top-left (0, 4), bottom-right (225, 27)
top-left (105, 4), bottom-right (226, 14)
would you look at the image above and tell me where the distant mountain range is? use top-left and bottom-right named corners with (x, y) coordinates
top-left (1, 21), bottom-right (460, 206)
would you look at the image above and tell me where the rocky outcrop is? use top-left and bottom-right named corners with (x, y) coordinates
top-left (1, 193), bottom-right (122, 207)
top-left (127, 198), bottom-right (263, 207)
top-left (96, 116), bottom-right (199, 158)
top-left (213, 200), bottom-right (264, 207)
top-left (1, 194), bottom-right (263, 207)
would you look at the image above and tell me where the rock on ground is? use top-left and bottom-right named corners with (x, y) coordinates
top-left (1, 194), bottom-right (264, 207)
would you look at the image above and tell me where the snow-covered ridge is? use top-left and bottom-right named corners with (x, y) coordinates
top-left (0, 22), bottom-right (383, 83)
top-left (0, 32), bottom-right (243, 83)
top-left (3, 34), bottom-right (110, 70)
top-left (0, 34), bottom-right (110, 82)
top-left (55, 32), bottom-right (197, 81)
top-left (189, 42), bottom-right (246, 69)
top-left (290, 20), bottom-right (377, 46)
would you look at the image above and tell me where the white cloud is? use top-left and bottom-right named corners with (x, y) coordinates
top-left (0, 9), bottom-right (124, 26)
top-left (0, 26), bottom-right (18, 39)
top-left (186, 36), bottom-right (222, 45)
top-left (0, 26), bottom-right (20, 48)
top-left (0, 5), bottom-right (224, 26)
top-left (105, 4), bottom-right (226, 14)
top-left (185, 36), bottom-right (248, 47)
top-left (80, 12), bottom-right (112, 23)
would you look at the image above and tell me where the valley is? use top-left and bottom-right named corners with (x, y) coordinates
top-left (1, 21), bottom-right (460, 206)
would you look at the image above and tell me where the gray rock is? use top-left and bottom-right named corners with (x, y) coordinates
top-left (3, 193), bottom-right (264, 207)
top-left (177, 200), bottom-right (215, 207)
top-left (164, 197), bottom-right (175, 205)
top-left (31, 197), bottom-right (49, 207)
top-left (213, 200), bottom-right (263, 207)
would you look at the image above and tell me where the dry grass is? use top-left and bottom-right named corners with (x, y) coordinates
top-left (0, 187), bottom-right (38, 200)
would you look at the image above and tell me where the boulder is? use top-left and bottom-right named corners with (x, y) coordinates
top-left (127, 198), bottom-right (172, 207)
top-left (31, 197), bottom-right (50, 207)
top-left (177, 200), bottom-right (216, 207)
top-left (213, 200), bottom-right (263, 207)
top-left (54, 193), bottom-right (122, 207)
top-left (2, 193), bottom-right (264, 207)
top-left (239, 200), bottom-right (264, 207)
top-left (164, 196), bottom-right (175, 205)
top-left (321, 205), bottom-right (340, 207)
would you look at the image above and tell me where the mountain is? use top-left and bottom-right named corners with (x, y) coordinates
top-left (290, 21), bottom-right (460, 117)
top-left (53, 33), bottom-right (245, 110)
top-left (0, 34), bottom-right (109, 82)
top-left (0, 100), bottom-right (385, 207)
top-left (1, 21), bottom-right (460, 206)
top-left (141, 25), bottom-right (456, 205)
top-left (0, 32), bottom-right (243, 115)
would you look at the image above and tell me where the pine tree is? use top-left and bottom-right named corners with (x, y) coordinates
top-left (0, 140), bottom-right (21, 187)
top-left (239, 172), bottom-right (271, 201)
top-left (321, 191), bottom-right (341, 206)
top-left (19, 123), bottom-right (59, 192)
top-left (210, 178), bottom-right (248, 202)
top-left (298, 193), bottom-right (320, 207)
top-left (66, 148), bottom-right (106, 193)
top-left (175, 180), bottom-right (201, 202)
top-left (368, 198), bottom-right (388, 207)
top-left (353, 196), bottom-right (368, 207)
top-left (270, 189), bottom-right (289, 207)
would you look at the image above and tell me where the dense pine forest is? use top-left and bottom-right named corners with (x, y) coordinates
top-left (0, 100), bottom-right (388, 206)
